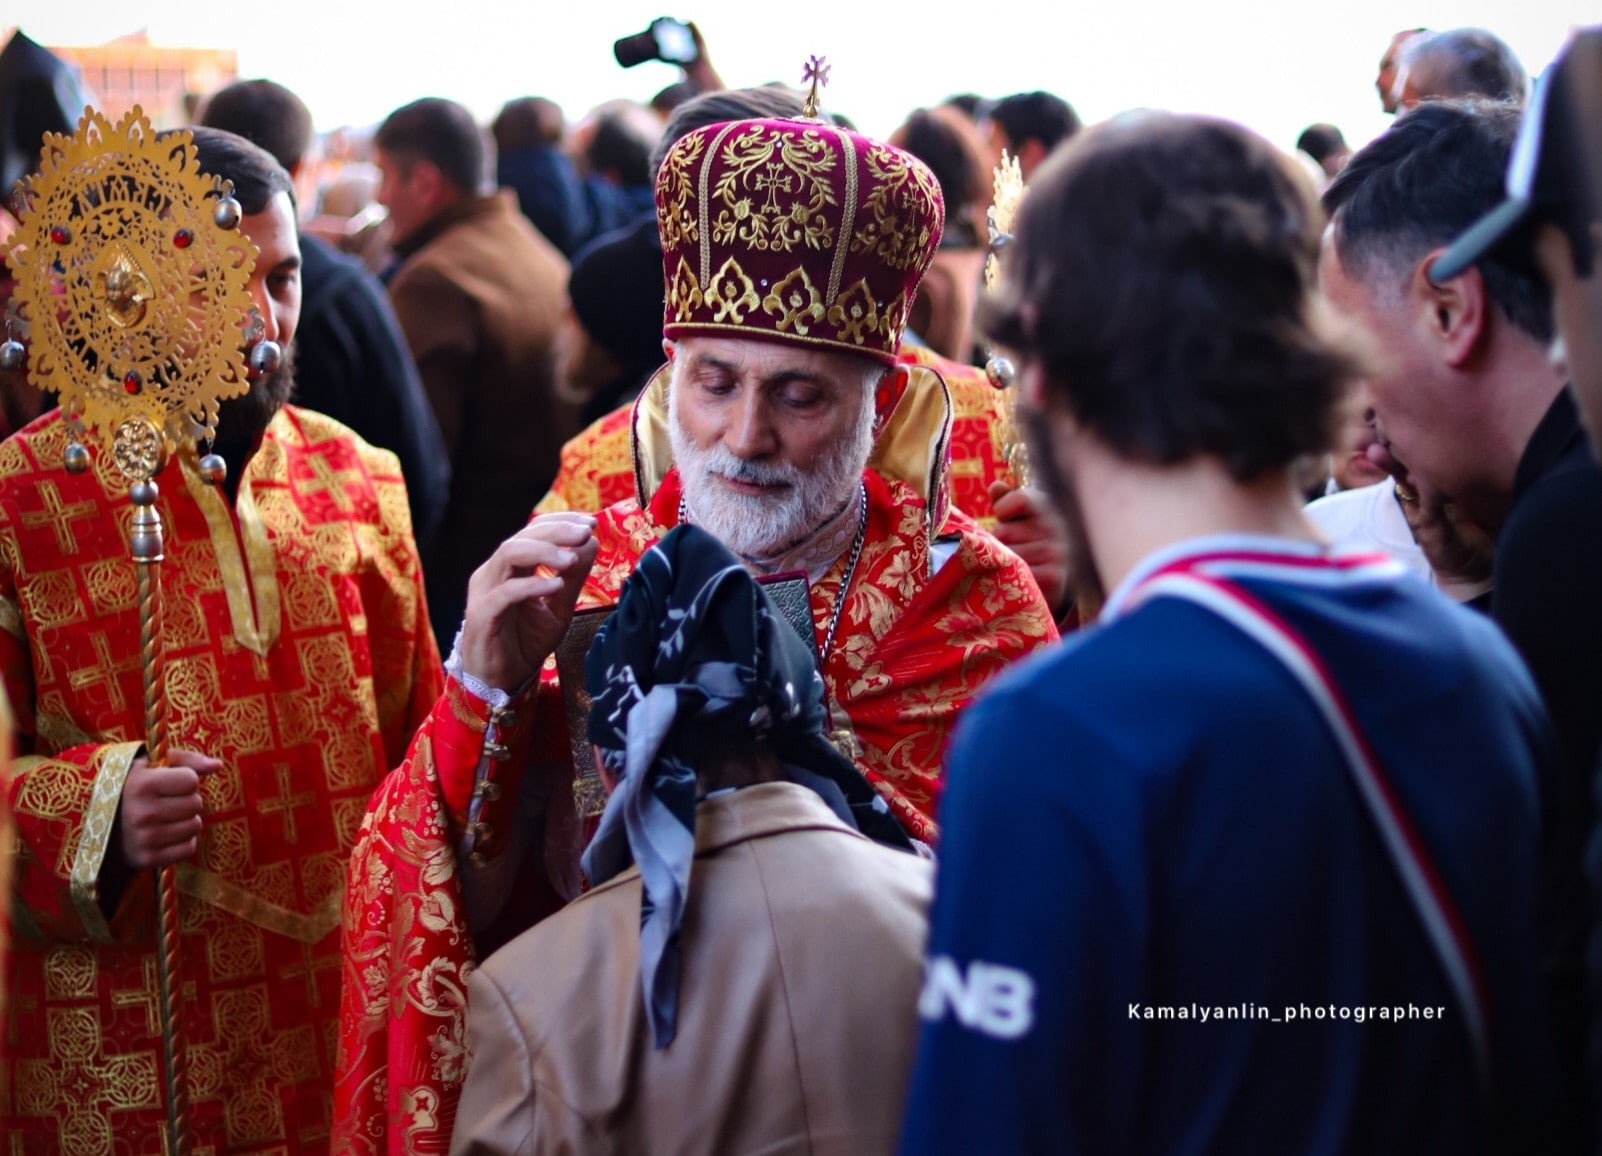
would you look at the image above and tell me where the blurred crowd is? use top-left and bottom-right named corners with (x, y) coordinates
top-left (0, 15), bottom-right (1600, 1156)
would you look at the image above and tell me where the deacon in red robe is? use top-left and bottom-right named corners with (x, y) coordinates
top-left (1, 130), bottom-right (440, 1154)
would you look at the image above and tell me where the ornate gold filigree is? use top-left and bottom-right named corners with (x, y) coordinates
top-left (985, 150), bottom-right (1024, 292)
top-left (655, 131), bottom-right (704, 253)
top-left (710, 124), bottom-right (838, 256)
top-left (3, 106), bottom-right (257, 465)
top-left (763, 267), bottom-right (825, 334)
top-left (985, 150), bottom-right (1029, 487)
top-left (706, 256), bottom-right (760, 323)
top-left (112, 416), bottom-right (164, 482)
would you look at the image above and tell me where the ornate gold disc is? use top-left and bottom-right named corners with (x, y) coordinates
top-left (3, 106), bottom-right (257, 473)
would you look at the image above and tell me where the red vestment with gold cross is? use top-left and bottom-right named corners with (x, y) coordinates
top-left (0, 405), bottom-right (442, 1154)
top-left (335, 370), bottom-right (1058, 1153)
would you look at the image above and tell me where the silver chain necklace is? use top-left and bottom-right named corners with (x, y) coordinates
top-left (679, 479), bottom-right (869, 671)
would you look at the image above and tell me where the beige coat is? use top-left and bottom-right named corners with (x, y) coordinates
top-left (451, 781), bottom-right (933, 1155)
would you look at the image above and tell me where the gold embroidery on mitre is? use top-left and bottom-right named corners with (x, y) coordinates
top-left (829, 127), bottom-right (859, 302)
top-left (707, 257), bottom-right (760, 324)
top-left (657, 129), bottom-right (705, 253)
top-left (852, 142), bottom-right (942, 272)
top-left (763, 267), bottom-right (826, 335)
top-left (667, 256), bottom-right (704, 323)
top-left (827, 279), bottom-right (882, 347)
top-left (880, 289), bottom-right (912, 343)
top-left (698, 122), bottom-right (745, 286)
top-left (711, 125), bottom-right (838, 255)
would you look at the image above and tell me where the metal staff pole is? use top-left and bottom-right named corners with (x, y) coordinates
top-left (126, 448), bottom-right (188, 1156)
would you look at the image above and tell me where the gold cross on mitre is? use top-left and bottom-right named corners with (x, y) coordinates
top-left (801, 55), bottom-right (831, 119)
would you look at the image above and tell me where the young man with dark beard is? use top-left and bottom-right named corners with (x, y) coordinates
top-left (0, 127), bottom-right (441, 1151)
top-left (899, 114), bottom-right (1572, 1153)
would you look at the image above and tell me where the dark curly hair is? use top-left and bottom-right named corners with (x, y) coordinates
top-left (983, 112), bottom-right (1354, 480)
top-left (183, 126), bottom-right (294, 214)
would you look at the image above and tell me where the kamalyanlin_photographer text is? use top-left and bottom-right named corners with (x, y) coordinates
top-left (1128, 1003), bottom-right (1448, 1024)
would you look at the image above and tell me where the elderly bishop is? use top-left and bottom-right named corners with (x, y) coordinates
top-left (337, 94), bottom-right (1058, 1152)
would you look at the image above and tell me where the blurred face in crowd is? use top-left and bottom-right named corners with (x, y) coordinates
top-left (981, 117), bottom-right (1013, 174)
top-left (1318, 232), bottom-right (1483, 509)
top-left (375, 149), bottom-right (438, 246)
top-left (1377, 30), bottom-right (1420, 114)
top-left (667, 336), bottom-right (883, 559)
top-left (1329, 382), bottom-right (1389, 491)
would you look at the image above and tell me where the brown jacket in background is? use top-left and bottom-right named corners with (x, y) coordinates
top-left (451, 781), bottom-right (934, 1156)
top-left (387, 190), bottom-right (577, 648)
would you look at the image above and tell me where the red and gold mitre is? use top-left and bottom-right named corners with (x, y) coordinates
top-left (655, 115), bottom-right (945, 365)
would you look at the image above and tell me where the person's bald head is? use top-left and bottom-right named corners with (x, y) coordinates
top-left (1396, 28), bottom-right (1528, 111)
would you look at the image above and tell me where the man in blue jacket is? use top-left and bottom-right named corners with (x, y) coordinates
top-left (900, 112), bottom-right (1574, 1153)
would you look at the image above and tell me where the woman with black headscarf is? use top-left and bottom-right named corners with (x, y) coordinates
top-left (451, 524), bottom-right (932, 1155)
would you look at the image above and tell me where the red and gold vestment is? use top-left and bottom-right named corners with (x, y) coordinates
top-left (0, 406), bottom-right (441, 1154)
top-left (336, 368), bottom-right (1057, 1152)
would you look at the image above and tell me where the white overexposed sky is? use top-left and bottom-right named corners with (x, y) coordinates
top-left (12, 0), bottom-right (1596, 155)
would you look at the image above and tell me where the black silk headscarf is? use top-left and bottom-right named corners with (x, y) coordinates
top-left (580, 524), bottom-right (912, 1048)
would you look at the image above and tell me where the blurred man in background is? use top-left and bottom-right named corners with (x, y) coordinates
top-left (375, 96), bottom-right (576, 649)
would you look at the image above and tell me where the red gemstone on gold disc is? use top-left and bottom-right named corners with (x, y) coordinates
top-left (173, 228), bottom-right (194, 249)
top-left (49, 225), bottom-right (70, 245)
top-left (123, 371), bottom-right (141, 394)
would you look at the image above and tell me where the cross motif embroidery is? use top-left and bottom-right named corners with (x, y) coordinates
top-left (755, 163), bottom-right (797, 214)
top-left (20, 480), bottom-right (99, 555)
top-left (66, 631), bottom-right (141, 713)
top-left (190, 986), bottom-right (294, 1146)
top-left (109, 957), bottom-right (163, 1036)
top-left (257, 764), bottom-right (316, 845)
top-left (291, 453), bottom-right (363, 514)
top-left (14, 1006), bottom-right (161, 1140)
top-left (280, 942), bottom-right (339, 1008)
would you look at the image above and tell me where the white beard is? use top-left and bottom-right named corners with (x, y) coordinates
top-left (670, 389), bottom-right (875, 560)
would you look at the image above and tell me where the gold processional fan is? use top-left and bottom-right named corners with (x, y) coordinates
top-left (2, 105), bottom-right (278, 1156)
top-left (983, 151), bottom-right (1028, 487)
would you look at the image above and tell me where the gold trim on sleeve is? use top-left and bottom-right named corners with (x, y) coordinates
top-left (69, 740), bottom-right (143, 943)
